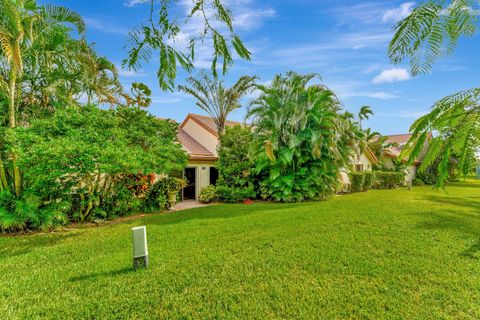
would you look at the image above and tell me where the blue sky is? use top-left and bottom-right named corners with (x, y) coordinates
top-left (45, 0), bottom-right (479, 134)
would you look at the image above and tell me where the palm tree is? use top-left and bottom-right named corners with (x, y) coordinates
top-left (246, 72), bottom-right (363, 201)
top-left (358, 105), bottom-right (373, 129)
top-left (130, 82), bottom-right (152, 109)
top-left (388, 0), bottom-right (479, 187)
top-left (178, 71), bottom-right (257, 134)
top-left (0, 0), bottom-right (85, 196)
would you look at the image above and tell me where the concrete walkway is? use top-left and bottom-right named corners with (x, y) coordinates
top-left (171, 200), bottom-right (212, 211)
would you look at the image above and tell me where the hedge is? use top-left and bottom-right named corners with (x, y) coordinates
top-left (350, 173), bottom-right (365, 192)
top-left (373, 172), bottom-right (405, 189)
top-left (349, 171), bottom-right (405, 193)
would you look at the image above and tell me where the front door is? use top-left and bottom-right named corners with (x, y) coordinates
top-left (183, 167), bottom-right (196, 200)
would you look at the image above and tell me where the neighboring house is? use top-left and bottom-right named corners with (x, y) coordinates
top-left (177, 113), bottom-right (379, 199)
top-left (339, 146), bottom-right (379, 191)
top-left (176, 114), bottom-right (242, 200)
top-left (381, 133), bottom-right (431, 183)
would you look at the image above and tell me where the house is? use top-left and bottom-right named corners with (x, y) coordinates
top-left (176, 114), bottom-right (243, 200)
top-left (381, 133), bottom-right (431, 183)
top-left (177, 113), bottom-right (379, 199)
top-left (338, 146), bottom-right (379, 191)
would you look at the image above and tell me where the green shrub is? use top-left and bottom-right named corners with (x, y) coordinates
top-left (412, 178), bottom-right (425, 186)
top-left (145, 176), bottom-right (187, 211)
top-left (0, 191), bottom-right (69, 232)
top-left (350, 173), bottom-right (365, 193)
top-left (363, 172), bottom-right (375, 191)
top-left (373, 172), bottom-right (405, 189)
top-left (217, 126), bottom-right (256, 189)
top-left (216, 186), bottom-right (256, 203)
top-left (199, 185), bottom-right (216, 203)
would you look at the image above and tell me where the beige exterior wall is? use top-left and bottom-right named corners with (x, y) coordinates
top-left (182, 120), bottom-right (219, 156)
top-left (358, 153), bottom-right (373, 171)
top-left (184, 160), bottom-right (217, 200)
top-left (339, 152), bottom-right (374, 190)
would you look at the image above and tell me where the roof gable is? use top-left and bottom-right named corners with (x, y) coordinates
top-left (177, 129), bottom-right (216, 160)
top-left (179, 113), bottom-right (243, 138)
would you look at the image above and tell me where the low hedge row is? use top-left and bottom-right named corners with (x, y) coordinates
top-left (199, 185), bottom-right (257, 203)
top-left (349, 171), bottom-right (405, 192)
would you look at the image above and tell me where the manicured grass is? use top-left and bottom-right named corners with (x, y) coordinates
top-left (1, 181), bottom-right (480, 319)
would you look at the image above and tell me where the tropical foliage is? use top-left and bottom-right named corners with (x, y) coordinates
top-left (216, 125), bottom-right (256, 189)
top-left (389, 0), bottom-right (479, 187)
top-left (247, 72), bottom-right (363, 202)
top-left (128, 82), bottom-right (152, 109)
top-left (178, 72), bottom-right (257, 134)
top-left (0, 106), bottom-right (187, 231)
top-left (123, 0), bottom-right (251, 90)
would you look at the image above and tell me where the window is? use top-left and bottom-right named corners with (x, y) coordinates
top-left (209, 167), bottom-right (219, 186)
top-left (354, 164), bottom-right (364, 172)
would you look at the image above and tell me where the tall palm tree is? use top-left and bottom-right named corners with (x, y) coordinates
top-left (0, 0), bottom-right (85, 196)
top-left (358, 105), bottom-right (373, 129)
top-left (388, 0), bottom-right (479, 187)
top-left (178, 71), bottom-right (257, 134)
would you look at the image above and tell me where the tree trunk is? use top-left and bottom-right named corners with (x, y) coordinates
top-left (0, 153), bottom-right (8, 192)
top-left (8, 70), bottom-right (22, 197)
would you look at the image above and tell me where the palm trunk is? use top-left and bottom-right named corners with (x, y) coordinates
top-left (0, 153), bottom-right (8, 192)
top-left (8, 69), bottom-right (22, 197)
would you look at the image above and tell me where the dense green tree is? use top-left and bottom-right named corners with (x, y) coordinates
top-left (247, 72), bottom-right (363, 202)
top-left (0, 0), bottom-right (85, 197)
top-left (389, 0), bottom-right (479, 187)
top-left (178, 71), bottom-right (257, 134)
top-left (1, 106), bottom-right (187, 229)
top-left (217, 125), bottom-right (255, 189)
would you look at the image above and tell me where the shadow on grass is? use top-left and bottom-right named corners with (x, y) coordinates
top-left (129, 202), bottom-right (317, 227)
top-left (462, 240), bottom-right (480, 260)
top-left (0, 233), bottom-right (79, 259)
top-left (415, 207), bottom-right (480, 260)
top-left (448, 181), bottom-right (480, 189)
top-left (419, 195), bottom-right (480, 212)
top-left (69, 267), bottom-right (135, 282)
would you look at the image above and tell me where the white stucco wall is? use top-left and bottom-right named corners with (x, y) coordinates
top-left (182, 120), bottom-right (219, 156)
top-left (184, 162), bottom-right (216, 200)
top-left (358, 153), bottom-right (373, 171)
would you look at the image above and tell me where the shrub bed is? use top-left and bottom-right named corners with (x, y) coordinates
top-left (350, 173), bottom-right (365, 192)
top-left (349, 171), bottom-right (405, 193)
top-left (373, 172), bottom-right (405, 189)
top-left (199, 185), bottom-right (217, 203)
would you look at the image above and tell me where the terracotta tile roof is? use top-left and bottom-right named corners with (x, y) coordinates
top-left (385, 134), bottom-right (414, 147)
top-left (383, 133), bottom-right (431, 164)
top-left (177, 129), bottom-right (217, 160)
top-left (183, 113), bottom-right (243, 137)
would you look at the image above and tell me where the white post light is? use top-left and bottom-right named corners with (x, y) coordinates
top-left (131, 226), bottom-right (149, 269)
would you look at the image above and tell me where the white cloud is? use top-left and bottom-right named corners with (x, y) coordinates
top-left (124, 0), bottom-right (149, 7)
top-left (382, 2), bottom-right (416, 23)
top-left (233, 8), bottom-right (276, 30)
top-left (399, 110), bottom-right (428, 119)
top-left (350, 91), bottom-right (399, 100)
top-left (151, 97), bottom-right (181, 104)
top-left (372, 68), bottom-right (410, 84)
top-left (84, 17), bottom-right (129, 35)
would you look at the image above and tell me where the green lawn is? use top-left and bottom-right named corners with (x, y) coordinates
top-left (1, 181), bottom-right (480, 319)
